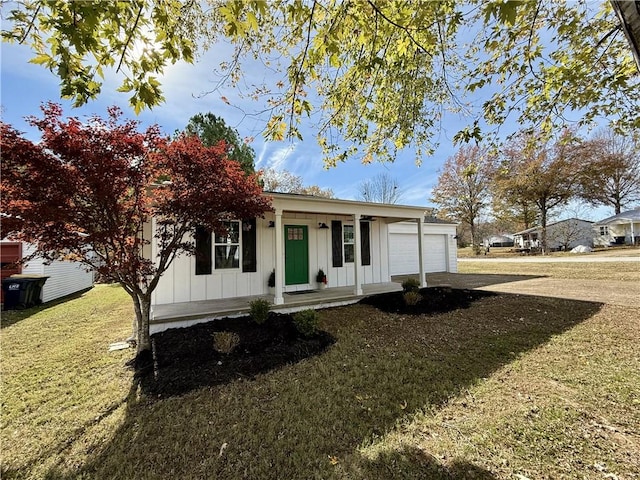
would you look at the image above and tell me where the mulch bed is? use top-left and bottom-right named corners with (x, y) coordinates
top-left (360, 286), bottom-right (494, 315)
top-left (137, 287), bottom-right (493, 398)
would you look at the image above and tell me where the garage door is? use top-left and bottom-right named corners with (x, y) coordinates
top-left (389, 233), bottom-right (447, 275)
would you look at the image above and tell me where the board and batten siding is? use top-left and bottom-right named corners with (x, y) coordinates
top-left (388, 222), bottom-right (458, 275)
top-left (18, 243), bottom-right (94, 303)
top-left (151, 212), bottom-right (390, 306)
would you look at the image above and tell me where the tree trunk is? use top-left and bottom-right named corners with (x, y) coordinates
top-left (540, 208), bottom-right (548, 255)
top-left (129, 290), bottom-right (153, 367)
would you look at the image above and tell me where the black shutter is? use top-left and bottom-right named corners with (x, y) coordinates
top-left (242, 218), bottom-right (257, 272)
top-left (331, 220), bottom-right (343, 267)
top-left (360, 221), bottom-right (371, 266)
top-left (195, 225), bottom-right (212, 275)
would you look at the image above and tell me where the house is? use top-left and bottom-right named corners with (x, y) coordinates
top-left (513, 218), bottom-right (594, 251)
top-left (593, 208), bottom-right (640, 247)
top-left (388, 216), bottom-right (457, 276)
top-left (149, 193), bottom-right (453, 332)
top-left (0, 241), bottom-right (94, 304)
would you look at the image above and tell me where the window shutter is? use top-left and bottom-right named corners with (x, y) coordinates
top-left (242, 218), bottom-right (257, 272)
top-left (195, 225), bottom-right (212, 275)
top-left (331, 220), bottom-right (343, 267)
top-left (360, 221), bottom-right (371, 266)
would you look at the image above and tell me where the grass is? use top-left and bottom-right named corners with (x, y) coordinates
top-left (2, 277), bottom-right (639, 479)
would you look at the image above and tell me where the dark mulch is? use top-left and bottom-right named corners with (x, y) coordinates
top-left (360, 286), bottom-right (494, 315)
top-left (136, 288), bottom-right (493, 398)
top-left (138, 312), bottom-right (335, 398)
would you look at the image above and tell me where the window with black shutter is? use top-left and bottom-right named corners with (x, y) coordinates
top-left (360, 221), bottom-right (371, 266)
top-left (195, 225), bottom-right (212, 275)
top-left (331, 220), bottom-right (343, 267)
top-left (242, 218), bottom-right (257, 272)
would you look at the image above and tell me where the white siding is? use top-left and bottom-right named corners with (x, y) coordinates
top-left (17, 242), bottom-right (94, 303)
top-left (151, 213), bottom-right (392, 306)
top-left (388, 222), bottom-right (458, 275)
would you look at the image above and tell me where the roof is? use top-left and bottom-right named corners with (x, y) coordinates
top-left (593, 207), bottom-right (640, 225)
top-left (612, 0), bottom-right (640, 70)
top-left (268, 192), bottom-right (429, 221)
top-left (513, 218), bottom-right (593, 236)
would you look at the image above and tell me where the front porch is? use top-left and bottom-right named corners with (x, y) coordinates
top-left (150, 282), bottom-right (402, 334)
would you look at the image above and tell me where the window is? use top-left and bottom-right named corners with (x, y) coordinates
top-left (600, 226), bottom-right (609, 236)
top-left (344, 225), bottom-right (354, 263)
top-left (215, 221), bottom-right (240, 269)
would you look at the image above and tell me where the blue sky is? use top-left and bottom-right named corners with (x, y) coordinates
top-left (0, 39), bottom-right (473, 208)
top-left (0, 38), bottom-right (613, 221)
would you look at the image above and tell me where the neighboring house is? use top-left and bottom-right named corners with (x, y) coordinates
top-left (388, 216), bottom-right (457, 275)
top-left (513, 218), bottom-right (594, 251)
top-left (0, 241), bottom-right (94, 304)
top-left (483, 234), bottom-right (515, 248)
top-left (593, 208), bottom-right (640, 247)
top-left (149, 193), bottom-right (452, 329)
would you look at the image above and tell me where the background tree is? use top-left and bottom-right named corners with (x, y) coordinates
top-left (577, 129), bottom-right (640, 215)
top-left (431, 145), bottom-right (496, 247)
top-left (4, 1), bottom-right (639, 165)
top-left (184, 112), bottom-right (256, 175)
top-left (491, 192), bottom-right (539, 233)
top-left (0, 104), bottom-right (270, 362)
top-left (261, 168), bottom-right (334, 198)
top-left (495, 131), bottom-right (582, 254)
top-left (357, 173), bottom-right (402, 204)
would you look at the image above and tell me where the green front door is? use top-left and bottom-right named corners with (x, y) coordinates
top-left (285, 225), bottom-right (309, 285)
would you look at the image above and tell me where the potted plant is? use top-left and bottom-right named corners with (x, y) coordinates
top-left (316, 268), bottom-right (328, 289)
top-left (267, 270), bottom-right (275, 294)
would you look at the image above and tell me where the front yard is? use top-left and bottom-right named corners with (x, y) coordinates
top-left (2, 270), bottom-right (639, 479)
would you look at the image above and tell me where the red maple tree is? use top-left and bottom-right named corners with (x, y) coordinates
top-left (1, 103), bottom-right (271, 360)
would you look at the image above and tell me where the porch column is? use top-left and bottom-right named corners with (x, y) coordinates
top-left (417, 217), bottom-right (427, 287)
top-left (274, 209), bottom-right (284, 305)
top-left (631, 220), bottom-right (636, 245)
top-left (353, 213), bottom-right (363, 296)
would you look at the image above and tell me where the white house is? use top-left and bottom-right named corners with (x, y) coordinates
top-left (0, 241), bottom-right (94, 304)
top-left (513, 218), bottom-right (594, 251)
top-left (388, 217), bottom-right (458, 275)
top-left (148, 193), bottom-right (453, 331)
top-left (593, 208), bottom-right (640, 247)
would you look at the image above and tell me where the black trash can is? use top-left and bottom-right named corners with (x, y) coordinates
top-left (2, 275), bottom-right (49, 310)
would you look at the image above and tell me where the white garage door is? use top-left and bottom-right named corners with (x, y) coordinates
top-left (389, 233), bottom-right (447, 275)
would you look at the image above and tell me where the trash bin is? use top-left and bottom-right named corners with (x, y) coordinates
top-left (1, 275), bottom-right (49, 310)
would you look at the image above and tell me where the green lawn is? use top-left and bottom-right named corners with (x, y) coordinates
top-left (2, 282), bottom-right (638, 479)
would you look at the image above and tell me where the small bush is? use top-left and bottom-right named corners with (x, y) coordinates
top-left (401, 278), bottom-right (420, 293)
top-left (403, 291), bottom-right (422, 306)
top-left (293, 309), bottom-right (319, 337)
top-left (249, 299), bottom-right (271, 324)
top-left (213, 331), bottom-right (240, 354)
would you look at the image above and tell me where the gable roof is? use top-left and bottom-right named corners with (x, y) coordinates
top-left (594, 207), bottom-right (640, 225)
top-left (513, 218), bottom-right (593, 236)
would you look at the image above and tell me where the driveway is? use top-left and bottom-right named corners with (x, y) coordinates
top-left (425, 272), bottom-right (640, 308)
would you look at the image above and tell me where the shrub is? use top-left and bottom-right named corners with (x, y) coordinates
top-left (293, 309), bottom-right (319, 337)
top-left (403, 291), bottom-right (422, 306)
top-left (213, 331), bottom-right (240, 354)
top-left (249, 298), bottom-right (271, 324)
top-left (401, 278), bottom-right (420, 293)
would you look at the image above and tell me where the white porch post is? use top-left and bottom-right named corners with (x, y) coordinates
top-left (417, 217), bottom-right (427, 287)
top-left (631, 220), bottom-right (636, 245)
top-left (274, 209), bottom-right (284, 305)
top-left (353, 213), bottom-right (363, 296)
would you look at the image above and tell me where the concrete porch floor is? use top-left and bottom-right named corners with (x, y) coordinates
top-left (150, 282), bottom-right (402, 333)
